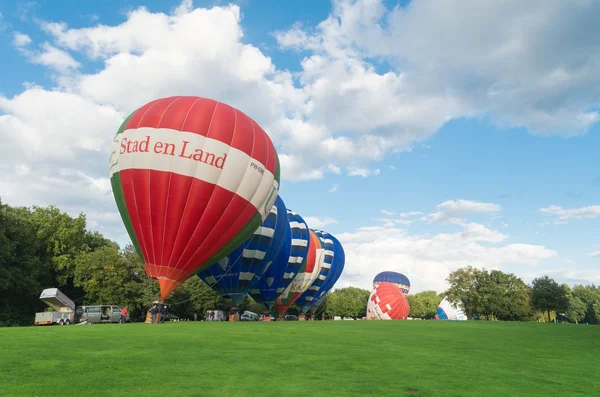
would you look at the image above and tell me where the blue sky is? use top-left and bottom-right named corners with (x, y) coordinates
top-left (0, 0), bottom-right (599, 292)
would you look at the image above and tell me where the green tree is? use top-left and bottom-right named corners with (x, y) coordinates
top-left (0, 201), bottom-right (52, 326)
top-left (325, 287), bottom-right (370, 318)
top-left (28, 206), bottom-right (88, 285)
top-left (446, 266), bottom-right (485, 318)
top-left (570, 285), bottom-right (600, 324)
top-left (566, 296), bottom-right (587, 324)
top-left (531, 276), bottom-right (568, 322)
top-left (408, 291), bottom-right (440, 319)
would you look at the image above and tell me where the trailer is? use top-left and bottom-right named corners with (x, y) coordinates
top-left (34, 288), bottom-right (76, 326)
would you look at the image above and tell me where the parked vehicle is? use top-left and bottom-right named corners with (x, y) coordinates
top-left (284, 315), bottom-right (298, 321)
top-left (34, 288), bottom-right (76, 326)
top-left (34, 288), bottom-right (129, 325)
top-left (240, 311), bottom-right (259, 321)
top-left (75, 305), bottom-right (128, 324)
top-left (206, 310), bottom-right (225, 321)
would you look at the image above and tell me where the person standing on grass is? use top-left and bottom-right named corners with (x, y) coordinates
top-left (150, 304), bottom-right (159, 324)
top-left (160, 305), bottom-right (169, 324)
top-left (120, 306), bottom-right (128, 324)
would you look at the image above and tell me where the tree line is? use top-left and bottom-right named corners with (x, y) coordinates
top-left (1, 199), bottom-right (599, 325)
top-left (0, 199), bottom-right (365, 325)
top-left (445, 266), bottom-right (600, 324)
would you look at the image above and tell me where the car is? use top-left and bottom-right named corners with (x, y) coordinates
top-left (284, 315), bottom-right (298, 321)
top-left (343, 316), bottom-right (354, 320)
top-left (75, 305), bottom-right (129, 324)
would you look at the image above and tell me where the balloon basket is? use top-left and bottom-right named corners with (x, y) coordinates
top-left (276, 316), bottom-right (285, 321)
top-left (262, 316), bottom-right (271, 322)
top-left (298, 315), bottom-right (306, 321)
top-left (229, 313), bottom-right (240, 322)
top-left (145, 311), bottom-right (162, 324)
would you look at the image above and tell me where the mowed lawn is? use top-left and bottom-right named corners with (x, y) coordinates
top-left (1, 320), bottom-right (599, 397)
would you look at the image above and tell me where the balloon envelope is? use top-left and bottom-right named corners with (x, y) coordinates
top-left (373, 271), bottom-right (411, 295)
top-left (435, 296), bottom-right (468, 320)
top-left (109, 96), bottom-right (280, 301)
top-left (197, 195), bottom-right (288, 304)
top-left (249, 210), bottom-right (309, 309)
top-left (274, 229), bottom-right (324, 314)
top-left (366, 282), bottom-right (410, 320)
top-left (309, 230), bottom-right (346, 312)
top-left (295, 230), bottom-right (336, 313)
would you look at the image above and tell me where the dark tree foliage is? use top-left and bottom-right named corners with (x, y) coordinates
top-left (531, 275), bottom-right (569, 322)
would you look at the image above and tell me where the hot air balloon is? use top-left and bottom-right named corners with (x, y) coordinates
top-left (249, 210), bottom-right (309, 309)
top-left (308, 230), bottom-right (346, 312)
top-left (274, 229), bottom-right (325, 314)
top-left (109, 96), bottom-right (280, 301)
top-left (295, 230), bottom-right (336, 313)
top-left (373, 271), bottom-right (411, 295)
top-left (197, 195), bottom-right (289, 304)
top-left (435, 296), bottom-right (468, 321)
top-left (366, 282), bottom-right (410, 320)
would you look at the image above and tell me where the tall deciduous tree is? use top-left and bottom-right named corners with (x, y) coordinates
top-left (566, 296), bottom-right (587, 324)
top-left (531, 276), bottom-right (568, 322)
top-left (446, 266), bottom-right (486, 318)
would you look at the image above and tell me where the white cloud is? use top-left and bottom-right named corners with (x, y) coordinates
top-left (587, 251), bottom-right (600, 258)
top-left (347, 166), bottom-right (379, 177)
top-left (522, 268), bottom-right (600, 286)
top-left (33, 43), bottom-right (81, 72)
top-left (400, 211), bottom-right (423, 218)
top-left (421, 199), bottom-right (502, 224)
top-left (380, 209), bottom-right (394, 216)
top-left (540, 205), bottom-right (600, 221)
top-left (335, 223), bottom-right (557, 293)
top-left (277, 0), bottom-right (600, 136)
top-left (1, 0), bottom-right (599, 254)
top-left (328, 184), bottom-right (339, 193)
top-left (303, 216), bottom-right (339, 229)
top-left (13, 32), bottom-right (32, 47)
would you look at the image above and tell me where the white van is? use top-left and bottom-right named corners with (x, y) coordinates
top-left (240, 311), bottom-right (259, 321)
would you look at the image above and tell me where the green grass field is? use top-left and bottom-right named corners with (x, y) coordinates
top-left (1, 320), bottom-right (599, 396)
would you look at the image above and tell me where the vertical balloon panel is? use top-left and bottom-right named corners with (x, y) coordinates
top-left (308, 231), bottom-right (346, 312)
top-left (274, 229), bottom-right (324, 314)
top-left (197, 196), bottom-right (289, 304)
top-left (295, 230), bottom-right (335, 313)
top-left (249, 209), bottom-right (309, 309)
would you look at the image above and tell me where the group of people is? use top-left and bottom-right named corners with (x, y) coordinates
top-left (149, 303), bottom-right (169, 324)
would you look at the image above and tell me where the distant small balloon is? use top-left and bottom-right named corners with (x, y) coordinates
top-left (435, 296), bottom-right (468, 321)
top-left (373, 271), bottom-right (411, 295)
top-left (366, 282), bottom-right (410, 320)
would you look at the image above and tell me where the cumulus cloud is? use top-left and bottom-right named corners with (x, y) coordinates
top-left (0, 0), bottom-right (597, 267)
top-left (303, 216), bottom-right (339, 229)
top-left (33, 43), bottom-right (81, 72)
top-left (336, 223), bottom-right (557, 293)
top-left (587, 251), bottom-right (600, 258)
top-left (13, 32), bottom-right (32, 47)
top-left (328, 184), bottom-right (339, 193)
top-left (276, 0), bottom-right (600, 136)
top-left (540, 204), bottom-right (600, 221)
top-left (521, 268), bottom-right (600, 286)
top-left (421, 199), bottom-right (502, 224)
